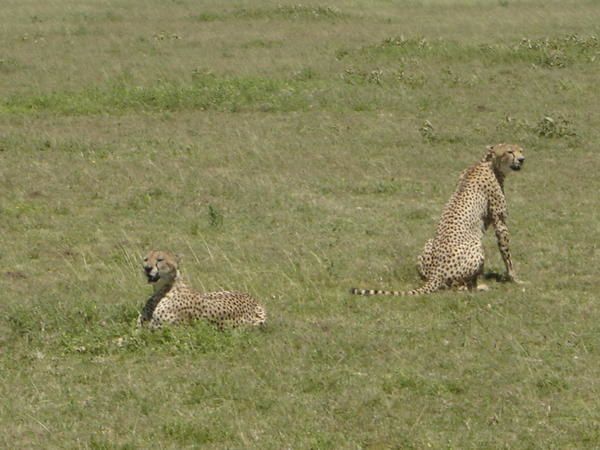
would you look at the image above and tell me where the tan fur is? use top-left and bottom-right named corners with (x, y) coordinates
top-left (351, 143), bottom-right (525, 296)
top-left (137, 250), bottom-right (266, 329)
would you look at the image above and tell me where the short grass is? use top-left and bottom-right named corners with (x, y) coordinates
top-left (1, 0), bottom-right (600, 448)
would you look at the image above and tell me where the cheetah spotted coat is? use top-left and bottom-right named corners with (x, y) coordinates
top-left (137, 251), bottom-right (266, 329)
top-left (351, 144), bottom-right (525, 296)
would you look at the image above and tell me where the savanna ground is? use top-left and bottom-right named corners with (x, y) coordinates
top-left (1, 0), bottom-right (600, 448)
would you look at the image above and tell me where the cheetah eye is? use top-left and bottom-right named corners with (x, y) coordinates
top-left (157, 257), bottom-right (164, 262)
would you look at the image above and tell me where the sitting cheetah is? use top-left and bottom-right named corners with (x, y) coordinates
top-left (351, 143), bottom-right (525, 296)
top-left (137, 250), bottom-right (266, 329)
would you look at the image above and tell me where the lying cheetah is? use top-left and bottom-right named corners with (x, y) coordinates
top-left (137, 250), bottom-right (266, 329)
top-left (351, 143), bottom-right (525, 296)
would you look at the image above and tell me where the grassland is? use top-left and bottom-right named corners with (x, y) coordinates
top-left (1, 0), bottom-right (600, 448)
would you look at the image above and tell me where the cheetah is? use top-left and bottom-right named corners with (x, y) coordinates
top-left (351, 143), bottom-right (525, 296)
top-left (137, 250), bottom-right (266, 329)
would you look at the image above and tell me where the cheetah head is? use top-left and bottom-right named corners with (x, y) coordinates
top-left (485, 143), bottom-right (525, 174)
top-left (142, 250), bottom-right (179, 285)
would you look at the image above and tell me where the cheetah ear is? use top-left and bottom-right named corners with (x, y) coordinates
top-left (484, 144), bottom-right (496, 161)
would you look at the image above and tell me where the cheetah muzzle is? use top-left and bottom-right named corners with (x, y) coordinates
top-left (510, 157), bottom-right (525, 171)
top-left (145, 273), bottom-right (160, 283)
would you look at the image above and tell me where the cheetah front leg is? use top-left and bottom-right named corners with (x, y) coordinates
top-left (136, 308), bottom-right (152, 328)
top-left (493, 217), bottom-right (520, 283)
top-left (137, 295), bottom-right (160, 328)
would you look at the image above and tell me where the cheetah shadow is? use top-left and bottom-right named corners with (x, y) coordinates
top-left (483, 271), bottom-right (510, 282)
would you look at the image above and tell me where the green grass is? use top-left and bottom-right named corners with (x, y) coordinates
top-left (1, 0), bottom-right (600, 448)
top-left (192, 4), bottom-right (347, 23)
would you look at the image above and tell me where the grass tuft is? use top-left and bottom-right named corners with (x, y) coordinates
top-left (350, 33), bottom-right (600, 68)
top-left (535, 115), bottom-right (577, 138)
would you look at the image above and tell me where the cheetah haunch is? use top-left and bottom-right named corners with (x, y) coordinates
top-left (351, 143), bottom-right (525, 296)
top-left (137, 250), bottom-right (266, 329)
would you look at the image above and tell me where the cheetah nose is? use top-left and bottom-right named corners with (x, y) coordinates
top-left (518, 157), bottom-right (525, 163)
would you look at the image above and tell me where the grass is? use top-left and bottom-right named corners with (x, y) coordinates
top-left (1, 0), bottom-right (600, 448)
top-left (192, 4), bottom-right (347, 23)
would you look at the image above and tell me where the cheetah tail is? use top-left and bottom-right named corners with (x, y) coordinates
top-left (350, 278), bottom-right (442, 297)
top-left (349, 287), bottom-right (404, 296)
